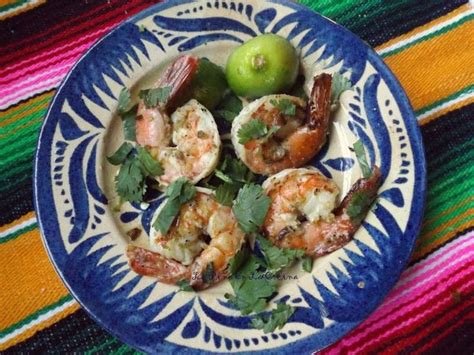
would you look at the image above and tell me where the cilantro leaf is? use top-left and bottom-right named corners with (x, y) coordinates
top-left (226, 255), bottom-right (277, 315)
top-left (228, 248), bottom-right (250, 275)
top-left (153, 178), bottom-right (196, 234)
top-left (121, 105), bottom-right (137, 142)
top-left (331, 73), bottom-right (352, 106)
top-left (270, 98), bottom-right (296, 116)
top-left (176, 280), bottom-right (194, 292)
top-left (214, 170), bottom-right (234, 184)
top-left (115, 157), bottom-right (146, 203)
top-left (215, 183), bottom-right (239, 207)
top-left (250, 303), bottom-right (295, 333)
top-left (237, 119), bottom-right (269, 144)
top-left (118, 87), bottom-right (131, 114)
top-left (136, 147), bottom-right (163, 176)
top-left (232, 184), bottom-right (271, 233)
top-left (353, 140), bottom-right (371, 179)
top-left (139, 86), bottom-right (172, 108)
top-left (107, 142), bottom-right (134, 165)
top-left (256, 235), bottom-right (305, 271)
top-left (214, 94), bottom-right (243, 123)
top-left (220, 156), bottom-right (255, 184)
top-left (302, 256), bottom-right (313, 273)
top-left (346, 191), bottom-right (371, 224)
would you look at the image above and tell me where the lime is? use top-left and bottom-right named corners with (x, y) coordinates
top-left (225, 34), bottom-right (299, 98)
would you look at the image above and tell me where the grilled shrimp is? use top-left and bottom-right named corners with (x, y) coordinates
top-left (127, 189), bottom-right (245, 290)
top-left (232, 74), bottom-right (332, 176)
top-left (135, 56), bottom-right (221, 186)
top-left (262, 167), bottom-right (382, 257)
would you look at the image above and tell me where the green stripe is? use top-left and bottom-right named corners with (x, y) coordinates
top-left (416, 85), bottom-right (474, 116)
top-left (0, 295), bottom-right (73, 338)
top-left (427, 163), bottom-right (474, 199)
top-left (0, 0), bottom-right (29, 13)
top-left (84, 338), bottom-right (119, 355)
top-left (428, 148), bottom-right (474, 184)
top-left (0, 96), bottom-right (51, 123)
top-left (0, 222), bottom-right (37, 244)
top-left (428, 139), bottom-right (474, 169)
top-left (0, 107), bottom-right (47, 136)
top-left (421, 197), bottom-right (473, 235)
top-left (426, 181), bottom-right (474, 216)
top-left (419, 214), bottom-right (473, 248)
top-left (380, 13), bottom-right (474, 57)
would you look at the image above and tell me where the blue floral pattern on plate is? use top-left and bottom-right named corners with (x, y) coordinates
top-left (34, 0), bottom-right (426, 353)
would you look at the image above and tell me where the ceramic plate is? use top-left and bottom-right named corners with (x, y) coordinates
top-left (34, 0), bottom-right (426, 353)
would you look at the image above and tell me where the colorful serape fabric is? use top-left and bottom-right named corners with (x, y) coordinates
top-left (0, 0), bottom-right (473, 353)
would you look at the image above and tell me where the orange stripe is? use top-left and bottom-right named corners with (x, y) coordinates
top-left (421, 197), bottom-right (473, 229)
top-left (0, 211), bottom-right (35, 234)
top-left (376, 4), bottom-right (472, 52)
top-left (0, 99), bottom-right (50, 129)
top-left (384, 20), bottom-right (474, 111)
top-left (412, 217), bottom-right (474, 262)
top-left (0, 228), bottom-right (69, 330)
top-left (0, 302), bottom-right (79, 351)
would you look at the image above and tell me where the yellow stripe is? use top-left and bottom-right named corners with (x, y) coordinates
top-left (0, 302), bottom-right (79, 351)
top-left (0, 228), bottom-right (70, 331)
top-left (419, 94), bottom-right (474, 125)
top-left (0, 211), bottom-right (35, 234)
top-left (376, 4), bottom-right (472, 52)
top-left (384, 19), bottom-right (474, 111)
top-left (0, 91), bottom-right (53, 128)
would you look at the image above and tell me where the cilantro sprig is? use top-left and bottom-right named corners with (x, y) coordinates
top-left (139, 86), bottom-right (172, 108)
top-left (116, 88), bottom-right (137, 141)
top-left (353, 140), bottom-right (371, 179)
top-left (270, 98), bottom-right (296, 116)
top-left (331, 73), bottom-right (352, 107)
top-left (232, 184), bottom-right (271, 233)
top-left (237, 119), bottom-right (279, 145)
top-left (152, 178), bottom-right (196, 234)
top-left (256, 235), bottom-right (305, 272)
top-left (250, 303), bottom-right (295, 333)
top-left (108, 144), bottom-right (163, 203)
top-left (213, 93), bottom-right (243, 123)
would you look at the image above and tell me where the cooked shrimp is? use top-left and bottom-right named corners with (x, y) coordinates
top-left (232, 73), bottom-right (332, 176)
top-left (262, 167), bottom-right (382, 257)
top-left (135, 56), bottom-right (221, 186)
top-left (127, 189), bottom-right (245, 290)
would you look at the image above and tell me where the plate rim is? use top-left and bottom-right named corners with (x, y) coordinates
top-left (33, 0), bottom-right (427, 352)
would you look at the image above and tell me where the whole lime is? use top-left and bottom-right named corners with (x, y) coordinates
top-left (226, 34), bottom-right (299, 98)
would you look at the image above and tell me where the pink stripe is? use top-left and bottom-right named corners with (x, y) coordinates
top-left (0, 26), bottom-right (111, 81)
top-left (382, 236), bottom-right (474, 308)
top-left (2, 61), bottom-right (75, 95)
top-left (326, 257), bottom-right (474, 352)
top-left (352, 276), bottom-right (474, 353)
top-left (0, 77), bottom-right (61, 108)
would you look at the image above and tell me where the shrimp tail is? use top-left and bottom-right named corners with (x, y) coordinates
top-left (156, 55), bottom-right (199, 113)
top-left (307, 73), bottom-right (332, 132)
top-left (308, 166), bottom-right (382, 257)
top-left (126, 245), bottom-right (191, 285)
top-left (336, 165), bottom-right (382, 226)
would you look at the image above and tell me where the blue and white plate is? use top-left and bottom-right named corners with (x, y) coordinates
top-left (34, 0), bottom-right (426, 353)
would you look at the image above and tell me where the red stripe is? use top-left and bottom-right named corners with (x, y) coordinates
top-left (413, 306), bottom-right (473, 354)
top-left (323, 270), bottom-right (473, 353)
top-left (334, 263), bottom-right (472, 351)
top-left (381, 293), bottom-right (473, 354)
top-left (1, 1), bottom-right (150, 67)
top-left (362, 282), bottom-right (474, 353)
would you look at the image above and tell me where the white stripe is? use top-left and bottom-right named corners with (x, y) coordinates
top-left (0, 217), bottom-right (37, 240)
top-left (0, 299), bottom-right (76, 345)
top-left (0, 0), bottom-right (43, 18)
top-left (416, 89), bottom-right (474, 120)
top-left (377, 10), bottom-right (473, 56)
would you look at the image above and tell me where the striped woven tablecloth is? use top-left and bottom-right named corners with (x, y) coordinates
top-left (1, 0), bottom-right (473, 353)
